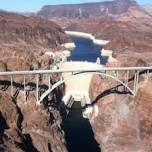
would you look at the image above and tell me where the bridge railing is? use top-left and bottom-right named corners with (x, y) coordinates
top-left (0, 66), bottom-right (151, 76)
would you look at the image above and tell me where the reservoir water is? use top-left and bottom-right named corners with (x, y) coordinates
top-left (67, 36), bottom-right (108, 64)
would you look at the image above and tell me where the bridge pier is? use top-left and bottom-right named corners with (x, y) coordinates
top-left (115, 70), bottom-right (119, 91)
top-left (10, 76), bottom-right (13, 97)
top-left (36, 74), bottom-right (39, 104)
top-left (48, 75), bottom-right (51, 90)
top-left (115, 70), bottom-right (119, 78)
top-left (133, 71), bottom-right (139, 94)
top-left (23, 75), bottom-right (26, 102)
top-left (124, 71), bottom-right (129, 91)
top-left (146, 70), bottom-right (149, 81)
top-left (137, 71), bottom-right (139, 90)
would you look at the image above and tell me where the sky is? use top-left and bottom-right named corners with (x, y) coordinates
top-left (0, 0), bottom-right (151, 12)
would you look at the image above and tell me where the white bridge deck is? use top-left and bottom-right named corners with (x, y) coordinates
top-left (0, 66), bottom-right (151, 76)
top-left (0, 66), bottom-right (151, 105)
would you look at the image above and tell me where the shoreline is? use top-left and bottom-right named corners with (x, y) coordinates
top-left (61, 42), bottom-right (76, 50)
top-left (45, 31), bottom-right (118, 65)
top-left (65, 31), bottom-right (109, 46)
top-left (44, 42), bottom-right (76, 62)
top-left (65, 31), bottom-right (118, 64)
top-left (101, 48), bottom-right (117, 63)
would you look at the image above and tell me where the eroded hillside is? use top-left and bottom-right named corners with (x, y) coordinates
top-left (0, 11), bottom-right (70, 71)
top-left (0, 10), bottom-right (69, 152)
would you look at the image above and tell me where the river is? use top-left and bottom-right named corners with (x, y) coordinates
top-left (63, 101), bottom-right (101, 152)
top-left (67, 36), bottom-right (108, 64)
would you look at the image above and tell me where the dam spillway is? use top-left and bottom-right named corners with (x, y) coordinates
top-left (59, 61), bottom-right (103, 117)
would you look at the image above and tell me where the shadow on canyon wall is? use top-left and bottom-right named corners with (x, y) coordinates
top-left (16, 133), bottom-right (39, 152)
top-left (0, 112), bottom-right (9, 144)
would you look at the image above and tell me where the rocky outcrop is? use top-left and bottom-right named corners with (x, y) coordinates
top-left (63, 6), bottom-right (152, 66)
top-left (0, 11), bottom-right (70, 71)
top-left (38, 0), bottom-right (138, 19)
top-left (0, 91), bottom-right (67, 152)
top-left (143, 5), bottom-right (152, 15)
top-left (0, 10), bottom-right (70, 152)
top-left (135, 81), bottom-right (152, 151)
top-left (37, 0), bottom-right (152, 66)
top-left (65, 9), bottom-right (152, 51)
top-left (0, 11), bottom-right (69, 48)
top-left (89, 74), bottom-right (152, 152)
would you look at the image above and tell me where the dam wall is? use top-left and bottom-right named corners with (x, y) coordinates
top-left (59, 61), bottom-right (103, 118)
top-left (59, 61), bottom-right (103, 101)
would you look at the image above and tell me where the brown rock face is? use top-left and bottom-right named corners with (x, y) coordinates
top-left (0, 93), bottom-right (24, 152)
top-left (36, 0), bottom-right (152, 66)
top-left (143, 4), bottom-right (152, 15)
top-left (135, 81), bottom-right (152, 151)
top-left (63, 6), bottom-right (152, 66)
top-left (0, 10), bottom-right (70, 152)
top-left (0, 11), bottom-right (70, 71)
top-left (0, 91), bottom-right (68, 152)
top-left (0, 11), bottom-right (69, 48)
top-left (65, 10), bottom-right (152, 52)
top-left (89, 75), bottom-right (152, 152)
top-left (38, 0), bottom-right (138, 19)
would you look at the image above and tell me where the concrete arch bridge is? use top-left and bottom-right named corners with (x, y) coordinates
top-left (0, 63), bottom-right (151, 109)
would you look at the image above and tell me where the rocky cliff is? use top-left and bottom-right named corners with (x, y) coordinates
top-left (0, 11), bottom-right (69, 48)
top-left (64, 6), bottom-right (152, 66)
top-left (0, 91), bottom-right (67, 152)
top-left (37, 0), bottom-right (152, 66)
top-left (0, 10), bottom-right (70, 71)
top-left (0, 10), bottom-right (70, 152)
top-left (89, 74), bottom-right (152, 152)
top-left (38, 0), bottom-right (138, 19)
top-left (143, 4), bottom-right (152, 15)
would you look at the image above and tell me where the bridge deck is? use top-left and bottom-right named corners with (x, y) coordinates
top-left (0, 66), bottom-right (151, 76)
top-left (0, 66), bottom-right (151, 105)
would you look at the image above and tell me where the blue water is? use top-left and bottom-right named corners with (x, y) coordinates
top-left (67, 36), bottom-right (108, 64)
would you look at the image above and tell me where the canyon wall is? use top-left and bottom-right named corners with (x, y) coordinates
top-left (0, 10), bottom-right (70, 71)
top-left (38, 0), bottom-right (138, 19)
top-left (89, 74), bottom-right (152, 152)
top-left (0, 10), bottom-right (70, 152)
top-left (37, 0), bottom-right (152, 66)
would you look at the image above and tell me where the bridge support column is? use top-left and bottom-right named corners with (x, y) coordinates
top-left (133, 71), bottom-right (139, 94)
top-left (124, 71), bottom-right (129, 92)
top-left (146, 70), bottom-right (149, 81)
top-left (10, 76), bottom-right (13, 97)
top-left (49, 75), bottom-right (51, 90)
top-left (23, 75), bottom-right (26, 102)
top-left (36, 74), bottom-right (40, 104)
top-left (116, 70), bottom-right (119, 78)
top-left (115, 70), bottom-right (119, 91)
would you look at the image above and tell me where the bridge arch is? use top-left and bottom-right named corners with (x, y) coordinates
top-left (39, 71), bottom-right (135, 103)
